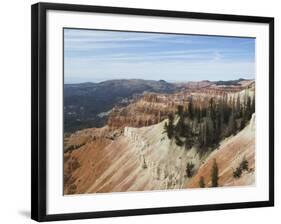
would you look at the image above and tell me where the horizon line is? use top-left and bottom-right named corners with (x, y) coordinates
top-left (64, 77), bottom-right (255, 85)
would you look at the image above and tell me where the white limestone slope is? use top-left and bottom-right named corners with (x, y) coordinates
top-left (85, 120), bottom-right (203, 193)
top-left (80, 114), bottom-right (255, 193)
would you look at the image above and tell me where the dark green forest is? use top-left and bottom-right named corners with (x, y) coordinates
top-left (164, 92), bottom-right (255, 154)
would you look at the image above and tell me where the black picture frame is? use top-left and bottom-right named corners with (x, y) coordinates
top-left (31, 2), bottom-right (274, 222)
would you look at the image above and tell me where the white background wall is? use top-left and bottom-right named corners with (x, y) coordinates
top-left (0, 0), bottom-right (279, 223)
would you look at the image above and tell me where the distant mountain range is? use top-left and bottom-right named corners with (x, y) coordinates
top-left (64, 78), bottom-right (253, 133)
top-left (64, 79), bottom-right (176, 132)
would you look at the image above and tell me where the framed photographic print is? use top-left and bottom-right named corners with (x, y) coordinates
top-left (31, 2), bottom-right (274, 222)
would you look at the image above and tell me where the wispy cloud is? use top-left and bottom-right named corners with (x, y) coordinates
top-left (64, 28), bottom-right (255, 83)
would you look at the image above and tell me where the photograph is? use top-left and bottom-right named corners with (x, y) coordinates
top-left (63, 28), bottom-right (256, 195)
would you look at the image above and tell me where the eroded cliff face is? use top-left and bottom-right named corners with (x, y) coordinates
top-left (107, 80), bottom-right (254, 129)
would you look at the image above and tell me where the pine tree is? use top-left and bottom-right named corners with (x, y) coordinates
top-left (209, 97), bottom-right (217, 122)
top-left (240, 156), bottom-right (249, 171)
top-left (199, 176), bottom-right (205, 188)
top-left (186, 162), bottom-right (195, 178)
top-left (211, 159), bottom-right (219, 187)
top-left (251, 94), bottom-right (255, 114)
top-left (188, 97), bottom-right (194, 120)
top-left (204, 120), bottom-right (209, 146)
top-left (175, 135), bottom-right (184, 146)
top-left (166, 114), bottom-right (174, 139)
top-left (175, 117), bottom-right (185, 137)
top-left (222, 97), bottom-right (230, 124)
top-left (240, 116), bottom-right (246, 130)
top-left (198, 122), bottom-right (204, 147)
top-left (205, 118), bottom-right (214, 146)
top-left (197, 107), bottom-right (202, 123)
top-left (227, 113), bottom-right (237, 136)
top-left (163, 121), bottom-right (168, 134)
top-left (233, 156), bottom-right (249, 178)
top-left (244, 95), bottom-right (252, 121)
top-left (236, 95), bottom-right (241, 118)
top-left (216, 110), bottom-right (222, 142)
top-left (176, 105), bottom-right (184, 117)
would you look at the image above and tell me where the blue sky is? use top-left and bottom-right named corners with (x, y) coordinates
top-left (64, 28), bottom-right (255, 83)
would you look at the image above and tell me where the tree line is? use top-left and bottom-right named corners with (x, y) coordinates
top-left (164, 92), bottom-right (255, 154)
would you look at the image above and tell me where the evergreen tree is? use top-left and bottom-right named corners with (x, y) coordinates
top-left (176, 105), bottom-right (184, 117)
top-left (175, 117), bottom-right (185, 137)
top-left (227, 113), bottom-right (237, 136)
top-left (197, 107), bottom-right (202, 123)
top-left (162, 91), bottom-right (254, 156)
top-left (223, 100), bottom-right (230, 124)
top-left (251, 94), bottom-right (255, 114)
top-left (236, 95), bottom-right (241, 118)
top-left (163, 122), bottom-right (168, 134)
top-left (188, 97), bottom-right (194, 119)
top-left (175, 135), bottom-right (184, 146)
top-left (198, 123), bottom-right (204, 147)
top-left (164, 114), bottom-right (175, 139)
top-left (216, 110), bottom-right (222, 142)
top-left (211, 159), bottom-right (219, 187)
top-left (244, 95), bottom-right (252, 121)
top-left (186, 162), bottom-right (195, 178)
top-left (233, 156), bottom-right (249, 179)
top-left (201, 107), bottom-right (207, 118)
top-left (203, 120), bottom-right (209, 146)
top-left (209, 98), bottom-right (215, 120)
top-left (240, 156), bottom-right (249, 171)
top-left (240, 116), bottom-right (246, 130)
top-left (199, 176), bottom-right (205, 188)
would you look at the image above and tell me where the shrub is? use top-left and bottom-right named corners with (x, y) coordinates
top-left (233, 156), bottom-right (249, 179)
top-left (142, 156), bottom-right (147, 169)
top-left (68, 184), bottom-right (77, 194)
top-left (233, 167), bottom-right (242, 178)
top-left (71, 158), bottom-right (80, 170)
